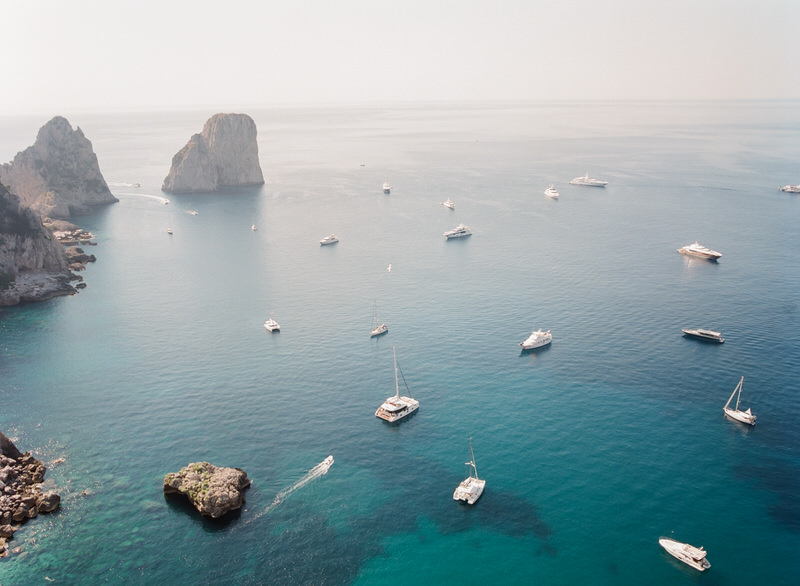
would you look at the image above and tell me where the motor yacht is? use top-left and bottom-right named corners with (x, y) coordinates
top-left (320, 234), bottom-right (339, 246)
top-left (544, 185), bottom-right (560, 198)
top-left (677, 242), bottom-right (722, 261)
top-left (659, 537), bottom-right (710, 572)
top-left (443, 224), bottom-right (471, 239)
top-left (519, 329), bottom-right (552, 350)
top-left (569, 173), bottom-right (608, 187)
top-left (681, 328), bottom-right (724, 343)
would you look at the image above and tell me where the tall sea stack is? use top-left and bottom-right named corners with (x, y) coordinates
top-left (162, 113), bottom-right (265, 193)
top-left (0, 116), bottom-right (117, 219)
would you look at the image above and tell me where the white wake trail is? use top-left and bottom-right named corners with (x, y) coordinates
top-left (237, 455), bottom-right (334, 528)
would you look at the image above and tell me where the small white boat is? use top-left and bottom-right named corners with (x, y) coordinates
top-left (569, 173), bottom-right (608, 187)
top-left (677, 242), bottom-right (722, 261)
top-left (453, 438), bottom-right (486, 505)
top-left (442, 198), bottom-right (455, 209)
top-left (544, 184), bottom-right (560, 199)
top-left (370, 300), bottom-right (388, 337)
top-left (659, 537), bottom-right (711, 572)
top-left (264, 317), bottom-right (280, 332)
top-left (780, 184), bottom-right (800, 193)
top-left (187, 210), bottom-right (198, 216)
top-left (375, 347), bottom-right (419, 423)
top-left (723, 376), bottom-right (756, 426)
top-left (320, 234), bottom-right (339, 246)
top-left (251, 224), bottom-right (257, 231)
top-left (443, 224), bottom-right (471, 239)
top-left (383, 181), bottom-right (392, 194)
top-left (166, 227), bottom-right (173, 235)
top-left (519, 328), bottom-right (552, 350)
top-left (681, 328), bottom-right (724, 343)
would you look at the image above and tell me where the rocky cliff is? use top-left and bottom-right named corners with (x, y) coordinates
top-left (163, 462), bottom-right (251, 518)
top-left (0, 116), bottom-right (118, 219)
top-left (0, 183), bottom-right (76, 306)
top-left (162, 113), bottom-right (264, 193)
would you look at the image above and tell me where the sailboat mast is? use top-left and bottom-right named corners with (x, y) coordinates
top-left (735, 376), bottom-right (744, 411)
top-left (393, 347), bottom-right (400, 398)
top-left (469, 438), bottom-right (478, 479)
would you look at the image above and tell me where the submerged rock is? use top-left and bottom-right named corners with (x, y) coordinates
top-left (0, 116), bottom-right (118, 219)
top-left (162, 113), bottom-right (264, 193)
top-left (163, 462), bottom-right (251, 519)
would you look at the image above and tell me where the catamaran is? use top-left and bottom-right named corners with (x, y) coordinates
top-left (723, 376), bottom-right (756, 426)
top-left (442, 198), bottom-right (455, 209)
top-left (375, 348), bottom-right (419, 423)
top-left (264, 316), bottom-right (280, 332)
top-left (453, 438), bottom-right (486, 505)
top-left (370, 300), bottom-right (388, 337)
top-left (383, 181), bottom-right (392, 194)
top-left (659, 537), bottom-right (711, 571)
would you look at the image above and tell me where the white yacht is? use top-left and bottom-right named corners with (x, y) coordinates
top-left (187, 210), bottom-right (198, 216)
top-left (681, 328), bottom-right (725, 343)
top-left (375, 348), bottom-right (419, 423)
top-left (544, 184), bottom-right (560, 199)
top-left (443, 224), bottom-right (471, 239)
top-left (519, 329), bottom-right (552, 350)
top-left (442, 198), bottom-right (455, 209)
top-left (370, 300), bottom-right (388, 337)
top-left (659, 537), bottom-right (711, 572)
top-left (780, 184), bottom-right (800, 193)
top-left (320, 234), bottom-right (339, 246)
top-left (723, 376), bottom-right (756, 426)
top-left (569, 173), bottom-right (608, 187)
top-left (453, 438), bottom-right (486, 505)
top-left (383, 181), bottom-right (392, 194)
top-left (677, 242), bottom-right (722, 261)
top-left (264, 317), bottom-right (280, 332)
top-left (166, 227), bottom-right (173, 235)
top-left (251, 224), bottom-right (257, 231)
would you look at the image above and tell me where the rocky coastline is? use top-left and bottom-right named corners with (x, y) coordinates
top-left (0, 431), bottom-right (61, 558)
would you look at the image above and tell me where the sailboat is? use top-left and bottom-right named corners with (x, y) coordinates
top-left (375, 347), bottom-right (419, 422)
top-left (453, 438), bottom-right (486, 505)
top-left (723, 376), bottom-right (756, 425)
top-left (370, 300), bottom-right (388, 337)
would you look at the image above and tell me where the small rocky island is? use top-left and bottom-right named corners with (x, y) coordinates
top-left (163, 462), bottom-right (251, 518)
top-left (0, 116), bottom-right (118, 219)
top-left (0, 431), bottom-right (61, 558)
top-left (162, 113), bottom-right (265, 193)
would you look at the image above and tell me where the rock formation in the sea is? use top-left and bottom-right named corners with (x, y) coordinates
top-left (0, 183), bottom-right (78, 306)
top-left (0, 116), bottom-right (118, 219)
top-left (163, 462), bottom-right (251, 518)
top-left (162, 113), bottom-right (265, 193)
top-left (0, 431), bottom-right (61, 558)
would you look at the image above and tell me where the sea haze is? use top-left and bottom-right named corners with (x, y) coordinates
top-left (1, 101), bottom-right (799, 585)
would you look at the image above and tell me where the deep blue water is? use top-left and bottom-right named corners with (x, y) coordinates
top-left (1, 101), bottom-right (799, 584)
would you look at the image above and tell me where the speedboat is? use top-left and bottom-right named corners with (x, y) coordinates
top-left (780, 184), bottom-right (800, 193)
top-left (383, 181), bottom-right (392, 194)
top-left (188, 210), bottom-right (198, 216)
top-left (442, 198), bottom-right (455, 209)
top-left (544, 184), bottom-right (560, 198)
top-left (723, 376), bottom-right (756, 426)
top-left (166, 228), bottom-right (173, 235)
top-left (375, 348), bottom-right (419, 423)
top-left (453, 438), bottom-right (485, 505)
top-left (681, 328), bottom-right (724, 343)
top-left (443, 224), bottom-right (471, 239)
top-left (251, 224), bottom-right (257, 231)
top-left (320, 234), bottom-right (339, 245)
top-left (677, 242), bottom-right (722, 261)
top-left (569, 173), bottom-right (608, 187)
top-left (519, 329), bottom-right (552, 350)
top-left (264, 317), bottom-right (280, 332)
top-left (659, 537), bottom-right (710, 572)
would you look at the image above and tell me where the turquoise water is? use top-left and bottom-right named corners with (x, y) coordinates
top-left (1, 102), bottom-right (799, 584)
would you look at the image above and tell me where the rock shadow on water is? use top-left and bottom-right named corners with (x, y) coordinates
top-left (163, 492), bottom-right (242, 531)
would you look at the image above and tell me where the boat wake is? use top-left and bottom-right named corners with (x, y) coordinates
top-left (237, 455), bottom-right (334, 528)
top-left (116, 192), bottom-right (170, 205)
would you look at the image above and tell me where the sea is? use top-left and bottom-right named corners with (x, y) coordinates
top-left (0, 101), bottom-right (799, 585)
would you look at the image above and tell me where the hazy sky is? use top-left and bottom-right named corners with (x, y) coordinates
top-left (4, 0), bottom-right (799, 114)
